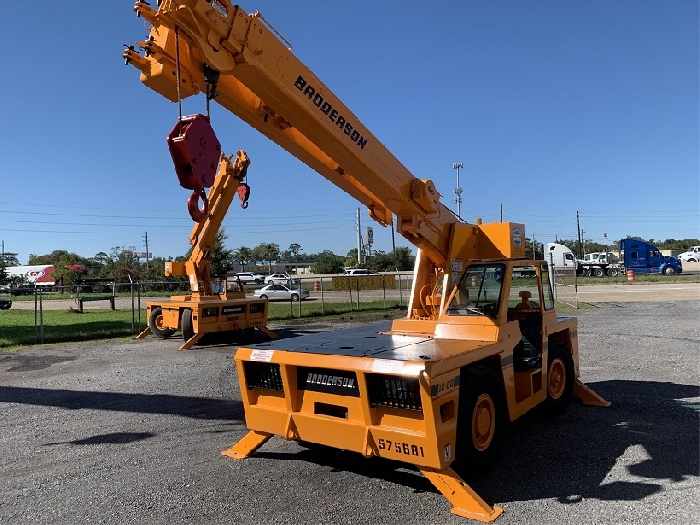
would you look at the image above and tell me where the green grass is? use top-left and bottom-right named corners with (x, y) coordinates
top-left (0, 309), bottom-right (143, 350)
top-left (0, 301), bottom-right (407, 351)
top-left (576, 273), bottom-right (700, 285)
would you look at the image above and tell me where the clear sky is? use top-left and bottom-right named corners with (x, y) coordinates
top-left (1, 1), bottom-right (698, 265)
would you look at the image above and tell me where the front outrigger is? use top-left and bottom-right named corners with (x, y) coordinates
top-left (125, 1), bottom-right (609, 520)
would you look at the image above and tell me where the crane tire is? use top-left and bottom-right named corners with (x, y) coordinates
top-left (539, 339), bottom-right (574, 419)
top-left (148, 307), bottom-right (175, 338)
top-left (181, 308), bottom-right (195, 342)
top-left (453, 365), bottom-right (506, 481)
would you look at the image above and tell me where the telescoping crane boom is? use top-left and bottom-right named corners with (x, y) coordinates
top-left (125, 2), bottom-right (610, 522)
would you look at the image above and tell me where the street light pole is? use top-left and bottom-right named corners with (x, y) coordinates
top-left (453, 162), bottom-right (463, 218)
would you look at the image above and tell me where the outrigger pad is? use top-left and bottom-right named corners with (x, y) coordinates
top-left (167, 114), bottom-right (221, 190)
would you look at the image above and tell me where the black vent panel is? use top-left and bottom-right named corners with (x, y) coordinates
top-left (244, 361), bottom-right (283, 391)
top-left (367, 374), bottom-right (422, 412)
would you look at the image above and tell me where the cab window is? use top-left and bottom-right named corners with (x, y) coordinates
top-left (540, 263), bottom-right (554, 310)
top-left (509, 266), bottom-right (540, 310)
top-left (447, 264), bottom-right (505, 318)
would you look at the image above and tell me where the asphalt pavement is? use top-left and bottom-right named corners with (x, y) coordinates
top-left (1, 301), bottom-right (698, 525)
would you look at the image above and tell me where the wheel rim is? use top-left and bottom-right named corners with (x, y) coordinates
top-left (155, 314), bottom-right (166, 331)
top-left (548, 358), bottom-right (566, 399)
top-left (471, 393), bottom-right (496, 452)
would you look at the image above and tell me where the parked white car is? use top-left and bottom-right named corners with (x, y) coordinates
top-left (677, 246), bottom-right (700, 262)
top-left (264, 273), bottom-right (300, 285)
top-left (344, 268), bottom-right (373, 275)
top-left (234, 272), bottom-right (266, 284)
top-left (253, 283), bottom-right (309, 301)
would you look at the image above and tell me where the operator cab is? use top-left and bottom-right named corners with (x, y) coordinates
top-left (446, 261), bottom-right (556, 371)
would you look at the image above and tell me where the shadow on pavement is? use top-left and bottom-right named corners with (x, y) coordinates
top-left (0, 385), bottom-right (244, 421)
top-left (250, 380), bottom-right (699, 508)
top-left (45, 431), bottom-right (156, 446)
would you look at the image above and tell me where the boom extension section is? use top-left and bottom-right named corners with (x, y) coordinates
top-left (124, 0), bottom-right (456, 268)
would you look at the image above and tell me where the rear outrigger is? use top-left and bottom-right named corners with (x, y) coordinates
top-left (124, 1), bottom-right (610, 520)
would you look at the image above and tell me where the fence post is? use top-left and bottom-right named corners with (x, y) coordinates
top-left (130, 277), bottom-right (135, 333)
top-left (39, 287), bottom-right (44, 344)
top-left (137, 281), bottom-right (142, 330)
top-left (398, 274), bottom-right (403, 304)
top-left (34, 287), bottom-right (38, 344)
top-left (383, 276), bottom-right (386, 309)
top-left (320, 276), bottom-right (325, 315)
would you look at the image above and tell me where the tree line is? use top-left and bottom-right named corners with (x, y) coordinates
top-left (4, 230), bottom-right (694, 289)
top-left (0, 228), bottom-right (415, 288)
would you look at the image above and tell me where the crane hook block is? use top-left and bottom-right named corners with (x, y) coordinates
top-left (167, 114), bottom-right (221, 191)
top-left (237, 182), bottom-right (251, 209)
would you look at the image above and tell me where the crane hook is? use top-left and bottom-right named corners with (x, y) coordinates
top-left (237, 182), bottom-right (251, 209)
top-left (187, 187), bottom-right (209, 222)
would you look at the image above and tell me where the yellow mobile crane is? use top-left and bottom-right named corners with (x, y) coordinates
top-left (136, 145), bottom-right (275, 350)
top-left (125, 1), bottom-right (610, 521)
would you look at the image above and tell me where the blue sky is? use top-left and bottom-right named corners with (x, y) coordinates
top-left (1, 1), bottom-right (698, 265)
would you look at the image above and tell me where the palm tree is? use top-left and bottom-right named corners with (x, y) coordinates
top-left (261, 243), bottom-right (280, 274)
top-left (288, 243), bottom-right (302, 260)
top-left (232, 246), bottom-right (253, 272)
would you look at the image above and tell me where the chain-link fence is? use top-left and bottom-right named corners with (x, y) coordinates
top-left (0, 274), bottom-right (415, 349)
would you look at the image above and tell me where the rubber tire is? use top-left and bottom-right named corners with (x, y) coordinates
top-left (606, 268), bottom-right (619, 277)
top-left (148, 307), bottom-right (175, 338)
top-left (291, 293), bottom-right (299, 302)
top-left (540, 339), bottom-right (575, 419)
top-left (254, 279), bottom-right (262, 284)
top-left (592, 267), bottom-right (605, 278)
top-left (582, 268), bottom-right (591, 277)
top-left (664, 266), bottom-right (676, 275)
top-left (454, 366), bottom-right (505, 480)
top-left (259, 294), bottom-right (268, 300)
top-left (181, 308), bottom-right (195, 342)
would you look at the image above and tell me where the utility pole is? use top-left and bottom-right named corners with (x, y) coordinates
top-left (355, 208), bottom-right (362, 265)
top-left (576, 211), bottom-right (582, 258)
top-left (500, 203), bottom-right (503, 222)
top-left (453, 162), bottom-right (463, 218)
top-left (143, 231), bottom-right (150, 270)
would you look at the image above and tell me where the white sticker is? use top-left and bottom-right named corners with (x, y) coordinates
top-left (211, 0), bottom-right (229, 19)
top-left (444, 443), bottom-right (452, 463)
top-left (250, 350), bottom-right (274, 362)
top-left (372, 359), bottom-right (405, 373)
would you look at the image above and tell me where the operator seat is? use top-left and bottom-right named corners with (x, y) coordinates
top-left (512, 291), bottom-right (542, 371)
top-left (515, 290), bottom-right (539, 309)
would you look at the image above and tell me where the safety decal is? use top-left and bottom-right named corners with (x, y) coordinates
top-left (250, 349), bottom-right (274, 362)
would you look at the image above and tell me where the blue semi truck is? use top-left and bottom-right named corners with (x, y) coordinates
top-left (620, 238), bottom-right (683, 275)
